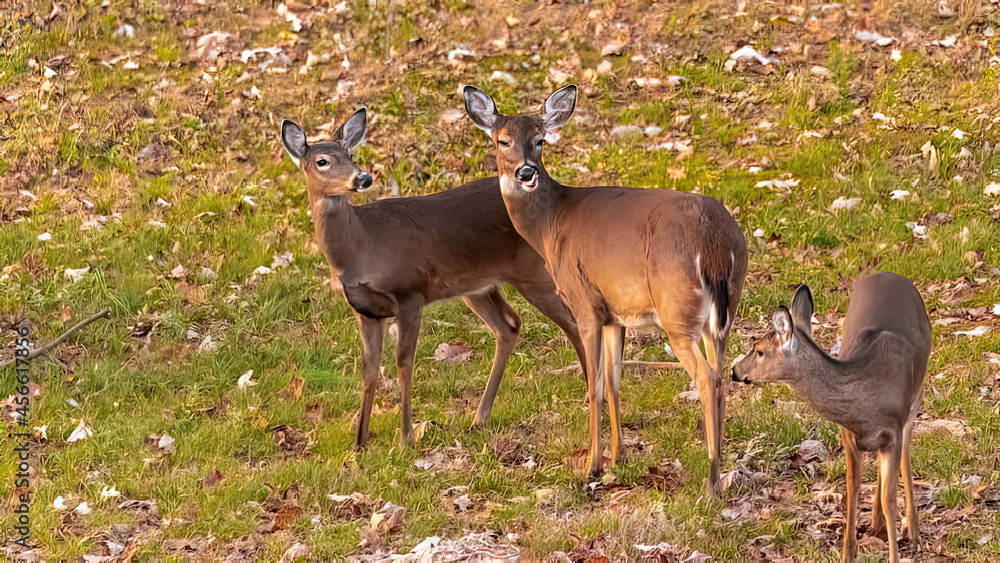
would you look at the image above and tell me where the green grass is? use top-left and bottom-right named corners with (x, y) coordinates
top-left (1, 0), bottom-right (999, 560)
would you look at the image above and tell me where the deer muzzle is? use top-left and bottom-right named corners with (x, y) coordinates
top-left (515, 165), bottom-right (538, 191)
top-left (352, 172), bottom-right (373, 192)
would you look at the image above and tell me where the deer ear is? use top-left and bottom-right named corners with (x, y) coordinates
top-left (772, 307), bottom-right (797, 352)
top-left (542, 84), bottom-right (577, 132)
top-left (789, 284), bottom-right (814, 338)
top-left (463, 85), bottom-right (497, 135)
top-left (281, 119), bottom-right (307, 167)
top-left (333, 108), bottom-right (367, 152)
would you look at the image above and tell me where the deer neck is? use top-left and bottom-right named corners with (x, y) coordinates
top-left (311, 194), bottom-right (363, 276)
top-left (501, 165), bottom-right (561, 250)
top-left (783, 335), bottom-right (882, 427)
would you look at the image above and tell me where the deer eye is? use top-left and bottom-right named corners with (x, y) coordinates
top-left (756, 349), bottom-right (764, 358)
top-left (316, 159), bottom-right (329, 166)
top-left (536, 140), bottom-right (544, 149)
top-left (498, 140), bottom-right (510, 147)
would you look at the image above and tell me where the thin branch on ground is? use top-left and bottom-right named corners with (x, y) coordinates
top-left (0, 308), bottom-right (111, 369)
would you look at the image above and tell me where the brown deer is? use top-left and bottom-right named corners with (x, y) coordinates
top-left (280, 109), bottom-right (593, 449)
top-left (731, 272), bottom-right (931, 563)
top-left (463, 85), bottom-right (748, 493)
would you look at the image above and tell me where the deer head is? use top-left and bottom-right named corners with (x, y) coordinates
top-left (281, 108), bottom-right (373, 200)
top-left (463, 85), bottom-right (577, 194)
top-left (731, 284), bottom-right (815, 384)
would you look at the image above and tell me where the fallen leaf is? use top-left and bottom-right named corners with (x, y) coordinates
top-left (237, 370), bottom-right (257, 390)
top-left (100, 485), bottom-right (120, 499)
top-left (829, 197), bottom-right (862, 211)
top-left (64, 267), bottom-right (90, 283)
top-left (280, 542), bottom-right (309, 563)
top-left (271, 251), bottom-right (294, 269)
top-left (280, 374), bottom-right (305, 400)
top-left (953, 326), bottom-right (990, 337)
top-left (453, 494), bottom-right (474, 512)
top-left (371, 501), bottom-right (404, 535)
top-left (75, 501), bottom-right (91, 514)
top-left (915, 418), bottom-right (967, 437)
top-left (433, 342), bottom-right (473, 362)
top-left (67, 419), bottom-right (92, 442)
top-left (201, 468), bottom-right (225, 487)
top-left (155, 433), bottom-right (176, 454)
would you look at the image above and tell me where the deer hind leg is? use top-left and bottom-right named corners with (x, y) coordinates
top-left (355, 314), bottom-right (386, 449)
top-left (840, 426), bottom-right (862, 563)
top-left (900, 416), bottom-right (919, 545)
top-left (702, 328), bottom-right (728, 462)
top-left (879, 442), bottom-right (903, 563)
top-left (601, 325), bottom-right (625, 467)
top-left (394, 296), bottom-right (425, 446)
top-left (871, 457), bottom-right (885, 537)
top-left (671, 333), bottom-right (723, 495)
top-left (463, 288), bottom-right (521, 428)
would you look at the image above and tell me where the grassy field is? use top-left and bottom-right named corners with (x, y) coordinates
top-left (2, 0), bottom-right (999, 559)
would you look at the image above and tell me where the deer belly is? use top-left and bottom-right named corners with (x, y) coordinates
top-left (614, 310), bottom-right (663, 334)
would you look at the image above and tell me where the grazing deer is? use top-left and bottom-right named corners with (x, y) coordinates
top-left (281, 109), bottom-right (592, 449)
top-left (731, 272), bottom-right (931, 563)
top-left (463, 85), bottom-right (748, 493)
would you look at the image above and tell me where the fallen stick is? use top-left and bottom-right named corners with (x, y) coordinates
top-left (554, 359), bottom-right (685, 372)
top-left (0, 308), bottom-right (111, 369)
top-left (623, 360), bottom-right (684, 369)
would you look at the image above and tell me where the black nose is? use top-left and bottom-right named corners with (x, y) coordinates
top-left (516, 166), bottom-right (537, 182)
top-left (356, 172), bottom-right (372, 188)
top-left (730, 368), bottom-right (740, 382)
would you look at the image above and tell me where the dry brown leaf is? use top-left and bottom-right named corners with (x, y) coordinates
top-left (279, 374), bottom-right (305, 400)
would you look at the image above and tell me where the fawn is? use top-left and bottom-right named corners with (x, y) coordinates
top-left (281, 109), bottom-right (593, 449)
top-left (732, 272), bottom-right (931, 563)
top-left (464, 85), bottom-right (748, 493)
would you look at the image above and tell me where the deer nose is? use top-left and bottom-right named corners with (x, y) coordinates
top-left (355, 172), bottom-right (372, 189)
top-left (516, 165), bottom-right (537, 182)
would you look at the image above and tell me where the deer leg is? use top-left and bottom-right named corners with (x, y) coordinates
top-left (515, 281), bottom-right (597, 393)
top-left (871, 458), bottom-right (885, 537)
top-left (879, 443), bottom-right (903, 563)
top-left (355, 314), bottom-right (385, 449)
top-left (463, 288), bottom-right (521, 428)
top-left (702, 330), bottom-right (728, 461)
top-left (580, 323), bottom-right (604, 476)
top-left (394, 297), bottom-right (424, 446)
top-left (601, 325), bottom-right (625, 467)
top-left (840, 426), bottom-right (862, 563)
top-left (900, 417), bottom-right (919, 545)
top-left (672, 334), bottom-right (723, 495)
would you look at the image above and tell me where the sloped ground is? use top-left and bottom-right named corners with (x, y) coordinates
top-left (1, 0), bottom-right (999, 559)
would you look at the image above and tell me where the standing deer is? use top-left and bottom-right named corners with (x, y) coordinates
top-left (463, 85), bottom-right (748, 493)
top-left (731, 272), bottom-right (931, 563)
top-left (280, 109), bottom-right (593, 449)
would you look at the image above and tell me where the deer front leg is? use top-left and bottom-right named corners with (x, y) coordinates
top-left (601, 325), bottom-right (625, 467)
top-left (355, 314), bottom-right (386, 449)
top-left (580, 324), bottom-right (604, 476)
top-left (840, 426), bottom-right (862, 563)
top-left (879, 443), bottom-right (903, 563)
top-left (395, 296), bottom-right (424, 446)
